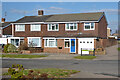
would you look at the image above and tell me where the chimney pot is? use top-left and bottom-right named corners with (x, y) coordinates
top-left (38, 10), bottom-right (44, 16)
top-left (1, 18), bottom-right (5, 23)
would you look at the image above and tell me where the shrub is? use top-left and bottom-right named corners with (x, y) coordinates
top-left (4, 44), bottom-right (10, 53)
top-left (4, 44), bottom-right (18, 53)
top-left (7, 44), bottom-right (17, 53)
top-left (18, 42), bottom-right (28, 51)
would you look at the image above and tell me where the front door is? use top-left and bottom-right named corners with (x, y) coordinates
top-left (70, 39), bottom-right (76, 53)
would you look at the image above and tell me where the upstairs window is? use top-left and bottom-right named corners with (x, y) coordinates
top-left (15, 25), bottom-right (25, 31)
top-left (65, 23), bottom-right (77, 31)
top-left (48, 24), bottom-right (59, 31)
top-left (31, 24), bottom-right (41, 31)
top-left (84, 23), bottom-right (95, 30)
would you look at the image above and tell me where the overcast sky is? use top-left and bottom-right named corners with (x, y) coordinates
top-left (1, 2), bottom-right (119, 33)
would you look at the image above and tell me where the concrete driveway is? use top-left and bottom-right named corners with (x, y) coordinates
top-left (95, 44), bottom-right (118, 60)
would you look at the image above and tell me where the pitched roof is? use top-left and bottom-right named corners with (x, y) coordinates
top-left (14, 12), bottom-right (104, 23)
top-left (0, 22), bottom-right (13, 27)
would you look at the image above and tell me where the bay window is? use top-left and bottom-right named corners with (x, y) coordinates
top-left (65, 23), bottom-right (77, 30)
top-left (28, 37), bottom-right (41, 47)
top-left (84, 23), bottom-right (95, 30)
top-left (45, 39), bottom-right (57, 47)
top-left (31, 24), bottom-right (41, 31)
top-left (48, 24), bottom-right (59, 31)
top-left (15, 25), bottom-right (25, 31)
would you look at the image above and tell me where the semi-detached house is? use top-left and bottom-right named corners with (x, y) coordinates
top-left (3, 10), bottom-right (108, 54)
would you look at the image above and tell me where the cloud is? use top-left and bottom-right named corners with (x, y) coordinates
top-left (49, 7), bottom-right (63, 10)
top-left (86, 9), bottom-right (118, 15)
top-left (44, 6), bottom-right (70, 15)
top-left (11, 9), bottom-right (29, 14)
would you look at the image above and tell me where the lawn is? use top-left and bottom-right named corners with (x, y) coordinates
top-left (2, 54), bottom-right (47, 58)
top-left (118, 47), bottom-right (120, 51)
top-left (3, 68), bottom-right (80, 78)
top-left (74, 56), bottom-right (96, 60)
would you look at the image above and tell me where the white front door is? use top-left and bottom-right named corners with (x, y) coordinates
top-left (78, 38), bottom-right (94, 54)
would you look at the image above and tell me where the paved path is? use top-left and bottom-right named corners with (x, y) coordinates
top-left (95, 45), bottom-right (118, 60)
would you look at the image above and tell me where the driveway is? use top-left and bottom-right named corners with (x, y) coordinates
top-left (95, 44), bottom-right (118, 60)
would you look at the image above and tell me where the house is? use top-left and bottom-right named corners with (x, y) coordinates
top-left (107, 27), bottom-right (111, 37)
top-left (3, 10), bottom-right (117, 54)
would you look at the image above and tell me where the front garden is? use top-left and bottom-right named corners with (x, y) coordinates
top-left (3, 64), bottom-right (80, 79)
top-left (74, 56), bottom-right (96, 60)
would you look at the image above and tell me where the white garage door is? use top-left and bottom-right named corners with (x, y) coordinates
top-left (78, 38), bottom-right (94, 54)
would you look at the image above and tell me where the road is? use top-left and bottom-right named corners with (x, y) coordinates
top-left (2, 59), bottom-right (118, 77)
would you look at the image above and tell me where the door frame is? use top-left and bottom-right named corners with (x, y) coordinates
top-left (70, 38), bottom-right (76, 53)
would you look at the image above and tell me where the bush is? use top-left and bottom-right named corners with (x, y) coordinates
top-left (18, 42), bottom-right (28, 51)
top-left (7, 44), bottom-right (17, 53)
top-left (4, 44), bottom-right (18, 53)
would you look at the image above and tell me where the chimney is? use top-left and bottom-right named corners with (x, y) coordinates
top-left (38, 10), bottom-right (44, 16)
top-left (1, 18), bottom-right (5, 23)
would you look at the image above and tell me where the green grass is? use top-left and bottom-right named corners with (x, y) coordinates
top-left (74, 56), bottom-right (96, 60)
top-left (2, 54), bottom-right (47, 58)
top-left (23, 68), bottom-right (79, 78)
top-left (118, 47), bottom-right (120, 51)
top-left (3, 68), bottom-right (79, 78)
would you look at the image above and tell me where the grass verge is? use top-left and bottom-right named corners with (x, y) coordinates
top-left (118, 47), bottom-right (120, 51)
top-left (3, 68), bottom-right (80, 78)
top-left (2, 54), bottom-right (47, 58)
top-left (74, 56), bottom-right (96, 60)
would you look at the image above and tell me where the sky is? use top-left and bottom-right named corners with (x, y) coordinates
top-left (1, 2), bottom-right (119, 34)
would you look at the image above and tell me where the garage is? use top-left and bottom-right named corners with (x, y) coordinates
top-left (78, 38), bottom-right (95, 54)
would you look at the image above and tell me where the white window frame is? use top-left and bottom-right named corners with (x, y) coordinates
top-left (30, 24), bottom-right (41, 31)
top-left (65, 23), bottom-right (78, 31)
top-left (44, 38), bottom-right (57, 47)
top-left (47, 24), bottom-right (59, 31)
top-left (64, 39), bottom-right (70, 48)
top-left (84, 23), bottom-right (95, 30)
top-left (27, 37), bottom-right (41, 47)
top-left (15, 24), bottom-right (25, 31)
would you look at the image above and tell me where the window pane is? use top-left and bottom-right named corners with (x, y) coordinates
top-left (49, 24), bottom-right (51, 30)
top-left (56, 24), bottom-right (58, 30)
top-left (74, 23), bottom-right (77, 29)
top-left (65, 41), bottom-right (70, 47)
top-left (45, 39), bottom-right (48, 46)
top-left (52, 26), bottom-right (55, 30)
top-left (66, 24), bottom-right (69, 29)
top-left (85, 25), bottom-right (90, 29)
top-left (91, 23), bottom-right (94, 29)
top-left (70, 26), bottom-right (73, 29)
top-left (15, 39), bottom-right (19, 46)
top-left (29, 38), bottom-right (40, 47)
top-left (49, 41), bottom-right (55, 47)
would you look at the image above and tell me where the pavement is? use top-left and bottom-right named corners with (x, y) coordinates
top-left (95, 44), bottom-right (118, 60)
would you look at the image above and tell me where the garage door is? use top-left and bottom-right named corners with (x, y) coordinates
top-left (78, 38), bottom-right (94, 54)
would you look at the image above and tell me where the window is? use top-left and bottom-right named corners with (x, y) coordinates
top-left (31, 24), bottom-right (41, 31)
top-left (64, 39), bottom-right (70, 48)
top-left (28, 37), bottom-right (41, 47)
top-left (65, 23), bottom-right (77, 30)
top-left (11, 39), bottom-right (19, 46)
top-left (15, 25), bottom-right (25, 31)
top-left (48, 24), bottom-right (59, 31)
top-left (84, 23), bottom-right (95, 30)
top-left (45, 39), bottom-right (57, 47)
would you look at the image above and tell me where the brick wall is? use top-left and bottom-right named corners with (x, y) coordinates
top-left (94, 39), bottom-right (117, 48)
top-left (43, 39), bottom-right (70, 53)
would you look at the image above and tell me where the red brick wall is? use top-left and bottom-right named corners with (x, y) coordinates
top-left (98, 15), bottom-right (107, 38)
top-left (43, 39), bottom-right (70, 53)
top-left (3, 25), bottom-right (12, 35)
top-left (94, 39), bottom-right (117, 48)
top-left (13, 22), bottom-right (104, 38)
